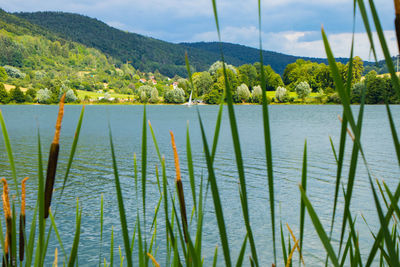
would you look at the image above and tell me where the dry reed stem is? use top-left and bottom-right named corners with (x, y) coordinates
top-left (147, 252), bottom-right (160, 267)
top-left (53, 93), bottom-right (65, 144)
top-left (53, 247), bottom-right (58, 267)
top-left (338, 115), bottom-right (355, 141)
top-left (285, 239), bottom-right (299, 267)
top-left (286, 223), bottom-right (305, 266)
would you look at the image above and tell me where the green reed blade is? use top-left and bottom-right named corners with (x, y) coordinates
top-left (110, 226), bottom-right (114, 267)
top-left (99, 193), bottom-right (104, 267)
top-left (130, 222), bottom-right (137, 254)
top-left (235, 234), bottom-right (248, 267)
top-left (368, 176), bottom-right (400, 266)
top-left (25, 201), bottom-right (37, 267)
top-left (340, 234), bottom-right (352, 267)
top-left (212, 246), bottom-right (218, 267)
top-left (299, 185), bottom-right (339, 267)
top-left (137, 214), bottom-right (144, 267)
top-left (150, 196), bottom-right (162, 231)
top-left (210, 1), bottom-right (259, 264)
top-left (299, 140), bottom-right (307, 262)
top-left (0, 110), bottom-right (19, 201)
top-left (376, 180), bottom-right (390, 210)
top-left (148, 223), bottom-right (156, 255)
top-left (195, 174), bottom-right (206, 257)
top-left (36, 131), bottom-right (45, 266)
top-left (141, 105), bottom-right (147, 223)
top-left (385, 103), bottom-right (400, 165)
top-left (280, 221), bottom-right (288, 265)
top-left (148, 121), bottom-right (162, 164)
top-left (366, 181), bottom-right (400, 266)
top-left (11, 203), bottom-right (17, 266)
top-left (382, 182), bottom-right (400, 224)
top-left (58, 105), bottom-right (85, 204)
top-left (211, 102), bottom-right (224, 161)
top-left (355, 0), bottom-right (377, 62)
top-left (68, 199), bottom-right (82, 267)
top-left (338, 82), bottom-right (366, 254)
top-left (198, 110), bottom-right (231, 266)
top-left (49, 210), bottom-right (66, 261)
top-left (186, 123), bottom-right (197, 214)
top-left (366, 0), bottom-right (400, 97)
top-left (329, 137), bottom-right (338, 164)
top-left (119, 246), bottom-right (123, 267)
top-left (257, 0), bottom-right (277, 261)
top-left (109, 127), bottom-right (133, 267)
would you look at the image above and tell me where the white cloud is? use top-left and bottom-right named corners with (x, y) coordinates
top-left (190, 26), bottom-right (398, 60)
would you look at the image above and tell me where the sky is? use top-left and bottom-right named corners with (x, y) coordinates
top-left (0, 0), bottom-right (397, 60)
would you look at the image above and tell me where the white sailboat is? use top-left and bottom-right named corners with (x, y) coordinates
top-left (184, 91), bottom-right (193, 106)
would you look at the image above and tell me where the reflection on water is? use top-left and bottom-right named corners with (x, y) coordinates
top-left (0, 104), bottom-right (399, 266)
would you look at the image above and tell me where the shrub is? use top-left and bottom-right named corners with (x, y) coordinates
top-left (149, 87), bottom-right (159, 103)
top-left (10, 86), bottom-right (25, 103)
top-left (37, 88), bottom-right (52, 104)
top-left (164, 87), bottom-right (186, 104)
top-left (4, 65), bottom-right (25, 79)
top-left (203, 89), bottom-right (221, 104)
top-left (137, 85), bottom-right (156, 103)
top-left (275, 86), bottom-right (289, 103)
top-left (295, 81), bottom-right (311, 100)
top-left (65, 89), bottom-right (77, 103)
top-left (252, 85), bottom-right (262, 103)
top-left (0, 66), bottom-right (7, 81)
top-left (236, 83), bottom-right (250, 103)
top-left (350, 81), bottom-right (365, 104)
top-left (0, 83), bottom-right (10, 104)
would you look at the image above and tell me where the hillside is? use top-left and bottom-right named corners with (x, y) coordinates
top-left (13, 11), bottom-right (346, 76)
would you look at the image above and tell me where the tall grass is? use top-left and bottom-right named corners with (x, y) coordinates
top-left (0, 0), bottom-right (400, 265)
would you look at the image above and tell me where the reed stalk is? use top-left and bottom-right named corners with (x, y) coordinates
top-left (19, 177), bottom-right (28, 262)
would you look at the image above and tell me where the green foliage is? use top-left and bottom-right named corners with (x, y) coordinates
top-left (37, 88), bottom-right (51, 103)
top-left (164, 87), bottom-right (185, 103)
top-left (65, 89), bottom-right (77, 103)
top-left (275, 86), bottom-right (289, 103)
top-left (209, 61), bottom-right (237, 76)
top-left (0, 83), bottom-right (10, 103)
top-left (238, 64), bottom-right (257, 87)
top-left (236, 83), bottom-right (250, 103)
top-left (192, 71), bottom-right (213, 96)
top-left (0, 66), bottom-right (7, 81)
top-left (9, 86), bottom-right (25, 103)
top-left (350, 81), bottom-right (365, 103)
top-left (251, 85), bottom-right (262, 103)
top-left (137, 85), bottom-right (155, 103)
top-left (203, 89), bottom-right (221, 104)
top-left (4, 65), bottom-right (25, 78)
top-left (295, 81), bottom-right (311, 100)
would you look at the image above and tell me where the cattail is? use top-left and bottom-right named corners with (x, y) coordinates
top-left (44, 93), bottom-right (65, 218)
top-left (147, 253), bottom-right (160, 267)
top-left (2, 178), bottom-right (11, 266)
top-left (19, 177), bottom-right (29, 262)
top-left (170, 131), bottom-right (188, 243)
top-left (394, 0), bottom-right (400, 54)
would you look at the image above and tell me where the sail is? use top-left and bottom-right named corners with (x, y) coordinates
top-left (188, 91), bottom-right (193, 106)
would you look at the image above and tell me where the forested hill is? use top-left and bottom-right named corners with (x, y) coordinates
top-left (14, 11), bottom-right (346, 76)
top-left (14, 11), bottom-right (241, 77)
top-left (181, 42), bottom-right (349, 75)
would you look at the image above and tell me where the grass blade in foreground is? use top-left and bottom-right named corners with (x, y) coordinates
top-left (211, 0), bottom-right (259, 264)
top-left (109, 126), bottom-right (133, 267)
top-left (299, 185), bottom-right (339, 267)
top-left (68, 199), bottom-right (82, 267)
top-left (198, 111), bottom-right (231, 266)
top-left (258, 0), bottom-right (277, 261)
top-left (299, 140), bottom-right (307, 263)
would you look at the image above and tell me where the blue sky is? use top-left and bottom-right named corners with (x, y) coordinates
top-left (1, 0), bottom-right (397, 60)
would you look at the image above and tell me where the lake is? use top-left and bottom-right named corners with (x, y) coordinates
top-left (0, 104), bottom-right (399, 266)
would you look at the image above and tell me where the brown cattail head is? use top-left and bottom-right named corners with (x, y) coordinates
top-left (395, 0), bottom-right (400, 15)
top-left (21, 177), bottom-right (29, 216)
top-left (170, 131), bottom-right (181, 182)
top-left (2, 178), bottom-right (11, 219)
top-left (53, 93), bottom-right (66, 145)
top-left (170, 131), bottom-right (188, 243)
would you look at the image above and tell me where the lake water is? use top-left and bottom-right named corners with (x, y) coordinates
top-left (0, 104), bottom-right (399, 266)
